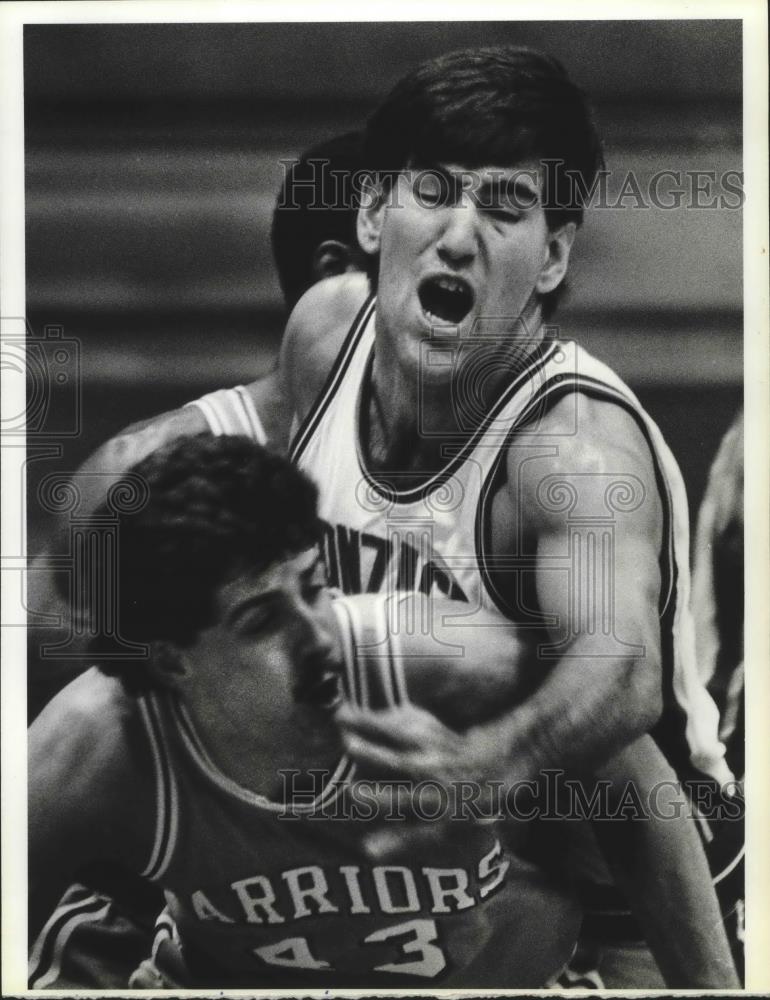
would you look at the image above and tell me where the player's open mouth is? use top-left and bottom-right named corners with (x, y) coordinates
top-left (418, 274), bottom-right (474, 326)
top-left (293, 664), bottom-right (343, 712)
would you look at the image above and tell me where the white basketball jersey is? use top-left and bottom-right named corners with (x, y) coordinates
top-left (290, 296), bottom-right (730, 785)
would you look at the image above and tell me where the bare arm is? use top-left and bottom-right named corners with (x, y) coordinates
top-left (278, 271), bottom-right (370, 428)
top-left (339, 399), bottom-right (664, 785)
top-left (489, 397), bottom-right (664, 783)
top-left (27, 405), bottom-right (209, 717)
top-left (589, 736), bottom-right (738, 987)
top-left (28, 670), bottom-right (153, 938)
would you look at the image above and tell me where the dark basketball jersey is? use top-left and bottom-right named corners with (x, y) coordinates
top-left (128, 593), bottom-right (567, 987)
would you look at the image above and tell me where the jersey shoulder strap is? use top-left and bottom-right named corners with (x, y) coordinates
top-left (186, 385), bottom-right (266, 442)
top-left (333, 593), bottom-right (410, 711)
top-left (290, 295), bottom-right (376, 463)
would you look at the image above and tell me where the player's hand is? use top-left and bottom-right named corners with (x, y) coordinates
top-left (337, 702), bottom-right (507, 785)
top-left (337, 703), bottom-right (507, 859)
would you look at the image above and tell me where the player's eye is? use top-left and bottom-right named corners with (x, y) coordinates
top-left (485, 206), bottom-right (521, 225)
top-left (413, 171), bottom-right (453, 208)
top-left (237, 602), bottom-right (278, 635)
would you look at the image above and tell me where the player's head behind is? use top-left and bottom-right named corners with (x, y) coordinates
top-left (88, 434), bottom-right (326, 693)
top-left (361, 45), bottom-right (604, 319)
top-left (272, 130), bottom-right (366, 310)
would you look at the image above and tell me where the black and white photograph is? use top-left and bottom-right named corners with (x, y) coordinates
top-left (2, 1), bottom-right (768, 994)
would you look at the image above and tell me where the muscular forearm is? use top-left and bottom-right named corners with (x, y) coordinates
top-left (484, 651), bottom-right (660, 788)
top-left (591, 737), bottom-right (739, 988)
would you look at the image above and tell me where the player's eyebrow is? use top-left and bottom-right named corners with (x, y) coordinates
top-left (226, 551), bottom-right (325, 625)
top-left (408, 161), bottom-right (463, 199)
top-left (227, 591), bottom-right (278, 627)
top-left (475, 173), bottom-right (541, 211)
top-left (411, 162), bottom-right (541, 211)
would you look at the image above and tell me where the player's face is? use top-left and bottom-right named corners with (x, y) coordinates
top-left (359, 162), bottom-right (575, 377)
top-left (177, 547), bottom-right (344, 753)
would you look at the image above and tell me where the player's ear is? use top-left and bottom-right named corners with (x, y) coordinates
top-left (535, 222), bottom-right (576, 295)
top-left (356, 174), bottom-right (388, 257)
top-left (148, 640), bottom-right (190, 691)
top-left (311, 239), bottom-right (357, 283)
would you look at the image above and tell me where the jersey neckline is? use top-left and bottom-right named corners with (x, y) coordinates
top-left (165, 694), bottom-right (355, 815)
top-left (354, 334), bottom-right (560, 505)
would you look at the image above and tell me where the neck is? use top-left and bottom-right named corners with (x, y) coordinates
top-left (366, 316), bottom-right (546, 478)
top-left (181, 697), bottom-right (342, 802)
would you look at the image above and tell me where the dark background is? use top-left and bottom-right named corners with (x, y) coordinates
top-left (24, 20), bottom-right (742, 546)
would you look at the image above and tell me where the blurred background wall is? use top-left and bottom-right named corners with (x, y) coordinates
top-left (24, 20), bottom-right (742, 546)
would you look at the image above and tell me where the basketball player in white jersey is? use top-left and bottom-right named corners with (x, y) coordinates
top-left (277, 47), bottom-right (740, 986)
top-left (30, 433), bottom-right (587, 988)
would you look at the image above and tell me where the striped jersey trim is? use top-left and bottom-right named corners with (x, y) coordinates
top-left (712, 842), bottom-right (745, 886)
top-left (476, 367), bottom-right (730, 782)
top-left (29, 890), bottom-right (112, 988)
top-left (186, 385), bottom-right (267, 443)
top-left (383, 596), bottom-right (410, 706)
top-left (354, 338), bottom-right (560, 505)
top-left (137, 695), bottom-right (179, 881)
top-left (152, 907), bottom-right (179, 958)
top-left (477, 372), bottom-right (676, 620)
top-left (290, 295), bottom-right (376, 463)
top-left (517, 373), bottom-right (677, 612)
top-left (333, 595), bottom-right (409, 710)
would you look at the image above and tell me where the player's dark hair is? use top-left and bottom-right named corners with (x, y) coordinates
top-left (272, 130), bottom-right (366, 309)
top-left (363, 46), bottom-right (604, 318)
top-left (82, 434), bottom-right (321, 691)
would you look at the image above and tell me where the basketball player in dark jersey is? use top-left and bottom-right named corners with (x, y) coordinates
top-left (25, 130), bottom-right (368, 990)
top-left (30, 433), bottom-right (585, 988)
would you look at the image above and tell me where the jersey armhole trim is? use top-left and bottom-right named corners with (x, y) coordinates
top-left (476, 374), bottom-right (676, 621)
top-left (185, 386), bottom-right (267, 444)
top-left (232, 385), bottom-right (268, 444)
top-left (28, 891), bottom-right (112, 988)
top-left (137, 694), bottom-right (179, 881)
top-left (186, 394), bottom-right (224, 435)
top-left (333, 594), bottom-right (409, 709)
top-left (290, 294), bottom-right (375, 463)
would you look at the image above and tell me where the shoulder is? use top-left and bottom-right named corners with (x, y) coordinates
top-left (85, 404), bottom-right (207, 475)
top-left (509, 390), bottom-right (663, 537)
top-left (30, 668), bottom-right (142, 787)
top-left (71, 405), bottom-right (207, 521)
top-left (29, 668), bottom-right (154, 854)
top-left (280, 272), bottom-right (371, 420)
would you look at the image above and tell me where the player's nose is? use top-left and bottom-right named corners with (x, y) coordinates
top-left (436, 200), bottom-right (479, 266)
top-left (293, 602), bottom-right (337, 662)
